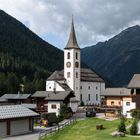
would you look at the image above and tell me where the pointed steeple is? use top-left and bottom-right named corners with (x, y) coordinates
top-left (65, 18), bottom-right (80, 49)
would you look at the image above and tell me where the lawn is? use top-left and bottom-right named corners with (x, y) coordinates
top-left (41, 118), bottom-right (140, 140)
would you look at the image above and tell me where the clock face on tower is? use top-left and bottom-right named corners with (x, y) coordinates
top-left (66, 62), bottom-right (71, 68)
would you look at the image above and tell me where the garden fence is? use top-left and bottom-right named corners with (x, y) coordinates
top-left (39, 119), bottom-right (76, 139)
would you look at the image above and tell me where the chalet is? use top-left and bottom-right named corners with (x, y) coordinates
top-left (0, 93), bottom-right (32, 104)
top-left (0, 105), bottom-right (39, 138)
top-left (101, 88), bottom-right (136, 118)
top-left (128, 74), bottom-right (140, 109)
top-left (32, 91), bottom-right (75, 116)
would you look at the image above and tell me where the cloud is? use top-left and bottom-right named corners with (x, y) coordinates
top-left (0, 0), bottom-right (140, 48)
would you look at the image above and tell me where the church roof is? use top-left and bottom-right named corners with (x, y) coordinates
top-left (81, 68), bottom-right (104, 82)
top-left (47, 68), bottom-right (104, 82)
top-left (128, 74), bottom-right (140, 89)
top-left (47, 70), bottom-right (65, 81)
top-left (64, 19), bottom-right (80, 49)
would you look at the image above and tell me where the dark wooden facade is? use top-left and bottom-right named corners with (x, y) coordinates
top-left (132, 89), bottom-right (140, 109)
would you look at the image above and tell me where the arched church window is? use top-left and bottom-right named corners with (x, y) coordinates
top-left (67, 52), bottom-right (70, 59)
top-left (75, 62), bottom-right (79, 68)
top-left (76, 52), bottom-right (78, 59)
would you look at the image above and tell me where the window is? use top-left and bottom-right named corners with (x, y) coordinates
top-left (80, 86), bottom-right (82, 90)
top-left (111, 101), bottom-right (114, 106)
top-left (96, 86), bottom-right (98, 90)
top-left (88, 86), bottom-right (90, 90)
top-left (76, 52), bottom-right (78, 59)
top-left (67, 72), bottom-right (70, 78)
top-left (80, 94), bottom-right (82, 101)
top-left (49, 86), bottom-right (51, 89)
top-left (51, 104), bottom-right (56, 109)
top-left (67, 52), bottom-right (70, 59)
top-left (75, 62), bottom-right (79, 68)
top-left (76, 72), bottom-right (78, 78)
top-left (88, 94), bottom-right (90, 101)
top-left (126, 102), bottom-right (130, 106)
top-left (96, 94), bottom-right (98, 101)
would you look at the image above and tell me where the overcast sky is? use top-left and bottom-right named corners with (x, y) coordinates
top-left (0, 0), bottom-right (140, 49)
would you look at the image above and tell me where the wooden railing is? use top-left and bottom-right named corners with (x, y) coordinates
top-left (39, 119), bottom-right (76, 139)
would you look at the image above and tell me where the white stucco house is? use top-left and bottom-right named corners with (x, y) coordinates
top-left (45, 19), bottom-right (105, 112)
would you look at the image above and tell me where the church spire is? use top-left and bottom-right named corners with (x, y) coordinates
top-left (65, 17), bottom-right (80, 49)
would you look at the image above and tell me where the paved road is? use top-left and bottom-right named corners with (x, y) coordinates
top-left (3, 133), bottom-right (39, 140)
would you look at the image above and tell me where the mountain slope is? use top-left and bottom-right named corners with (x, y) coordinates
top-left (0, 10), bottom-right (63, 95)
top-left (81, 25), bottom-right (140, 87)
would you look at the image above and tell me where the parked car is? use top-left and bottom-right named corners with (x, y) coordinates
top-left (86, 108), bottom-right (96, 117)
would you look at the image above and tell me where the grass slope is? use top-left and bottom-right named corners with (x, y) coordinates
top-left (41, 118), bottom-right (139, 140)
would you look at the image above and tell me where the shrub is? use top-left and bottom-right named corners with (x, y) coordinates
top-left (130, 119), bottom-right (138, 135)
top-left (131, 109), bottom-right (140, 120)
top-left (118, 118), bottom-right (126, 133)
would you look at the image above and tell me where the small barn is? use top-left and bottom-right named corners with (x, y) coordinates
top-left (0, 105), bottom-right (39, 138)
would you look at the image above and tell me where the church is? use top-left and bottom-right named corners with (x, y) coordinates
top-left (45, 19), bottom-right (105, 112)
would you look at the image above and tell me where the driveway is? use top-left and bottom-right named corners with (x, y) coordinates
top-left (2, 133), bottom-right (39, 140)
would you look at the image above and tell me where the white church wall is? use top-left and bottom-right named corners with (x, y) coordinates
top-left (80, 82), bottom-right (105, 105)
top-left (46, 81), bottom-right (64, 91)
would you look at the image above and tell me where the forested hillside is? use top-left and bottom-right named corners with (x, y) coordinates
top-left (0, 10), bottom-right (63, 95)
top-left (82, 25), bottom-right (140, 87)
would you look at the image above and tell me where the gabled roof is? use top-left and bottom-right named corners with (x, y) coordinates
top-left (47, 68), bottom-right (104, 83)
top-left (1, 93), bottom-right (31, 99)
top-left (81, 68), bottom-right (104, 82)
top-left (47, 70), bottom-right (65, 81)
top-left (101, 88), bottom-right (131, 96)
top-left (64, 19), bottom-right (80, 49)
top-left (0, 97), bottom-right (7, 102)
top-left (128, 74), bottom-right (140, 89)
top-left (56, 81), bottom-right (72, 91)
top-left (0, 105), bottom-right (39, 119)
top-left (32, 91), bottom-right (75, 101)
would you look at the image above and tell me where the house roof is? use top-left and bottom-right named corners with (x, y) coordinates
top-left (64, 18), bottom-right (80, 50)
top-left (0, 105), bottom-right (39, 119)
top-left (128, 74), bottom-right (140, 89)
top-left (0, 97), bottom-right (7, 102)
top-left (47, 68), bottom-right (104, 83)
top-left (101, 88), bottom-right (131, 96)
top-left (1, 93), bottom-right (31, 99)
top-left (32, 91), bottom-right (75, 101)
top-left (21, 104), bottom-right (37, 109)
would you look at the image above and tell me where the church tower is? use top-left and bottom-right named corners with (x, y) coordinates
top-left (64, 19), bottom-right (81, 101)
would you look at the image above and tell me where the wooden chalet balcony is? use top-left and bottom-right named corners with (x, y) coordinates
top-left (36, 106), bottom-right (48, 112)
